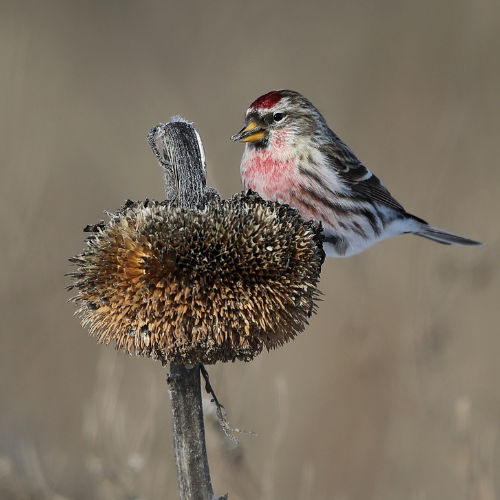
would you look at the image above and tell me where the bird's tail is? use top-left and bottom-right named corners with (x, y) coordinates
top-left (412, 220), bottom-right (482, 246)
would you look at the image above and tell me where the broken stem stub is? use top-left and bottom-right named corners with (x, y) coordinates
top-left (147, 119), bottom-right (207, 207)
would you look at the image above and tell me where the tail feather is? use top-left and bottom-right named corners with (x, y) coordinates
top-left (414, 224), bottom-right (482, 246)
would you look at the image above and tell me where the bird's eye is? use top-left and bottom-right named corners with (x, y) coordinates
top-left (273, 113), bottom-right (284, 122)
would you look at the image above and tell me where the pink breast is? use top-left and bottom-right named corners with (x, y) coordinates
top-left (241, 148), bottom-right (333, 228)
top-left (241, 150), bottom-right (296, 202)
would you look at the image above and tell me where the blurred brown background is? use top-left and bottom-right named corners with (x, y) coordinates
top-left (1, 1), bottom-right (499, 499)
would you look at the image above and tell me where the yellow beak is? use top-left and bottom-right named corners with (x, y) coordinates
top-left (231, 121), bottom-right (266, 143)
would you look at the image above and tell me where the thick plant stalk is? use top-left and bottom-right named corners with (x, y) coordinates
top-left (148, 119), bottom-right (219, 500)
top-left (147, 118), bottom-right (207, 207)
top-left (168, 364), bottom-right (216, 500)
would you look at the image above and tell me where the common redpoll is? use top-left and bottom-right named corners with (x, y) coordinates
top-left (231, 90), bottom-right (482, 257)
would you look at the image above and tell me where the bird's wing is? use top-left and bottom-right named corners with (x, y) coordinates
top-left (319, 140), bottom-right (405, 212)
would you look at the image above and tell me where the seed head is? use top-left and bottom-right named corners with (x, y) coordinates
top-left (68, 192), bottom-right (324, 364)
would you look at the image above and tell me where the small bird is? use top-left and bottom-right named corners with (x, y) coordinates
top-left (231, 90), bottom-right (482, 257)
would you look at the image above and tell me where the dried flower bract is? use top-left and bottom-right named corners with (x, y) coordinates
top-left (68, 192), bottom-right (324, 364)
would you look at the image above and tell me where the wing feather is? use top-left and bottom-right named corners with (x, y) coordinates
top-left (319, 138), bottom-right (405, 212)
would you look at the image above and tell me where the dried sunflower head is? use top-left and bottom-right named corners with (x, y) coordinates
top-left (68, 192), bottom-right (324, 364)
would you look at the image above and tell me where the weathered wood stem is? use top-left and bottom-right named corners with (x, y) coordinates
top-left (148, 119), bottom-right (220, 500)
top-left (168, 363), bottom-right (216, 500)
top-left (147, 119), bottom-right (207, 207)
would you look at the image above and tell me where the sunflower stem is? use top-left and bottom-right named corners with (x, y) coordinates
top-left (147, 117), bottom-right (207, 207)
top-left (148, 118), bottom-right (223, 499)
top-left (168, 364), bottom-right (218, 500)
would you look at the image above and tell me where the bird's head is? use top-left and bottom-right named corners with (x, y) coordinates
top-left (231, 90), bottom-right (325, 150)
